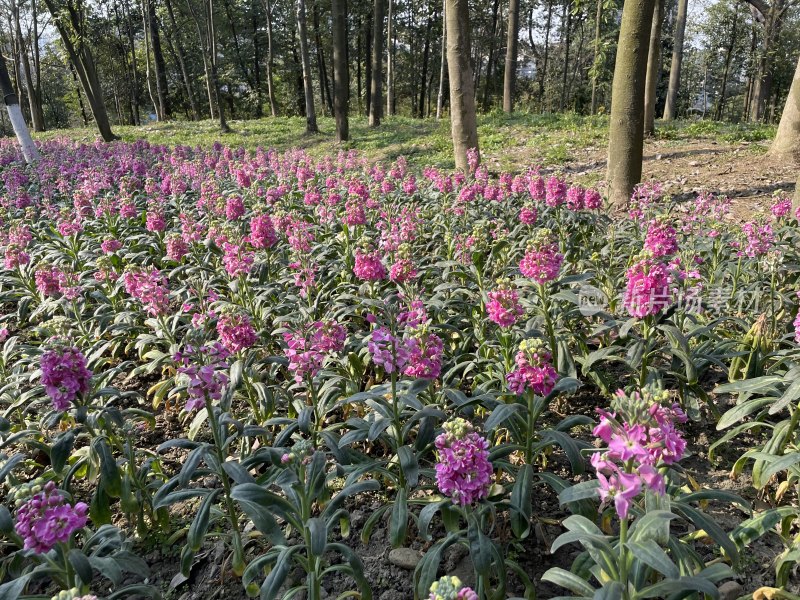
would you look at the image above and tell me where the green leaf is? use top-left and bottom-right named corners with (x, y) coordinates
top-left (261, 546), bottom-right (299, 600)
top-left (51, 431), bottom-right (75, 473)
top-left (730, 507), bottom-right (798, 550)
top-left (629, 510), bottom-right (677, 543)
top-left (558, 480), bottom-right (600, 505)
top-left (485, 403), bottom-right (524, 431)
top-left (94, 437), bottom-right (121, 497)
top-left (510, 464), bottom-right (533, 539)
top-left (716, 398), bottom-right (774, 430)
top-left (390, 486), bottom-right (408, 548)
top-left (397, 446), bottom-right (419, 487)
top-left (307, 517), bottom-right (328, 557)
top-left (0, 575), bottom-right (30, 600)
top-left (637, 576), bottom-right (719, 599)
top-left (673, 503), bottom-right (739, 567)
top-left (541, 567), bottom-right (595, 596)
top-left (232, 483), bottom-right (298, 541)
top-left (69, 549), bottom-right (94, 585)
top-left (188, 488), bottom-right (221, 552)
top-left (626, 540), bottom-right (679, 579)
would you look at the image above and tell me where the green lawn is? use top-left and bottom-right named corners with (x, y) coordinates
top-left (32, 112), bottom-right (776, 172)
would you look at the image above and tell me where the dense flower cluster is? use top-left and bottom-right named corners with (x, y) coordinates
top-left (519, 229), bottom-right (564, 284)
top-left (623, 258), bottom-right (671, 318)
top-left (404, 327), bottom-right (444, 379)
top-left (644, 218), bottom-right (678, 257)
top-left (486, 278), bottom-right (525, 328)
top-left (51, 589), bottom-right (98, 600)
top-left (740, 221), bottom-right (774, 258)
top-left (353, 249), bottom-right (387, 281)
top-left (367, 327), bottom-right (410, 374)
top-left (591, 386), bottom-right (687, 519)
top-left (40, 341), bottom-right (92, 411)
top-left (174, 343), bottom-right (231, 411)
top-left (283, 321), bottom-right (346, 384)
top-left (13, 481), bottom-right (88, 553)
top-left (123, 267), bottom-right (170, 316)
top-left (429, 576), bottom-right (478, 600)
top-left (506, 338), bottom-right (558, 396)
top-left (434, 418), bottom-right (493, 506)
top-left (216, 312), bottom-right (258, 353)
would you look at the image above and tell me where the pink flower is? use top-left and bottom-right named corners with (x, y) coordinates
top-left (389, 258), bottom-right (417, 283)
top-left (545, 176), bottom-right (567, 207)
top-left (14, 482), bottom-right (88, 553)
top-left (222, 242), bottom-right (254, 278)
top-left (404, 330), bottom-right (444, 379)
top-left (40, 341), bottom-right (92, 411)
top-left (741, 221), bottom-right (774, 258)
top-left (486, 280), bottom-right (524, 328)
top-left (597, 470), bottom-right (641, 520)
top-left (166, 235), bottom-right (189, 261)
top-left (216, 312), bottom-right (257, 353)
top-left (771, 195), bottom-right (791, 219)
top-left (519, 204), bottom-right (537, 225)
top-left (123, 267), bottom-right (170, 316)
top-left (520, 231), bottom-right (564, 284)
top-left (566, 186), bottom-right (585, 210)
top-left (145, 210), bottom-right (166, 232)
top-left (623, 258), bottom-right (671, 318)
top-left (584, 188), bottom-right (603, 210)
top-left (353, 250), bottom-right (386, 281)
top-left (101, 238), bottom-right (122, 254)
top-left (644, 219), bottom-right (678, 257)
top-left (506, 338), bottom-right (558, 396)
top-left (435, 419), bottom-right (492, 506)
top-left (250, 214), bottom-right (278, 249)
top-left (225, 196), bottom-right (245, 220)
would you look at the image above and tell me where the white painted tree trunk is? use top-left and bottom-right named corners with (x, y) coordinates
top-left (6, 103), bottom-right (39, 163)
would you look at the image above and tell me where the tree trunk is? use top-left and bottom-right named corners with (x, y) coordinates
top-left (261, 0), bottom-right (278, 116)
top-left (365, 25), bottom-right (372, 114)
top-left (43, 0), bottom-right (118, 141)
top-left (503, 0), bottom-right (520, 112)
top-left (332, 0), bottom-right (349, 141)
top-left (312, 3), bottom-right (333, 115)
top-left (386, 0), bottom-right (394, 115)
top-left (436, 0), bottom-right (446, 119)
top-left (185, 0), bottom-right (216, 118)
top-left (714, 9), bottom-right (737, 121)
top-left (559, 0), bottom-right (572, 111)
top-left (540, 0), bottom-right (553, 107)
top-left (165, 0), bottom-right (200, 119)
top-left (148, 0), bottom-right (170, 118)
top-left (662, 0), bottom-right (687, 120)
top-left (481, 0), bottom-right (500, 112)
top-left (296, 0), bottom-right (318, 132)
top-left (590, 0), bottom-right (603, 113)
top-left (123, 0), bottom-right (142, 124)
top-left (0, 48), bottom-right (38, 162)
top-left (770, 52), bottom-right (800, 158)
top-left (643, 0), bottom-right (664, 136)
top-left (142, 0), bottom-right (159, 119)
top-left (749, 1), bottom-right (783, 122)
top-left (606, 0), bottom-right (656, 205)
top-left (206, 0), bottom-right (229, 131)
top-left (369, 0), bottom-right (385, 126)
top-left (68, 60), bottom-right (89, 126)
top-left (418, 10), bottom-right (433, 118)
top-left (14, 1), bottom-right (45, 131)
top-left (446, 0), bottom-right (478, 170)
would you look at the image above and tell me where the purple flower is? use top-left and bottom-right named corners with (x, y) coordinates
top-left (174, 343), bottom-right (231, 411)
top-left (644, 218), bottom-right (678, 258)
top-left (545, 176), bottom-right (567, 207)
top-left (434, 419), bottom-right (493, 506)
top-left (506, 338), bottom-right (558, 396)
top-left (123, 267), bottom-right (170, 316)
top-left (14, 482), bottom-right (88, 553)
top-left (367, 327), bottom-right (410, 374)
top-left (40, 342), bottom-right (92, 411)
top-left (597, 470), bottom-right (641, 520)
top-left (404, 329), bottom-right (444, 379)
top-left (250, 214), bottom-right (278, 249)
top-left (354, 250), bottom-right (387, 281)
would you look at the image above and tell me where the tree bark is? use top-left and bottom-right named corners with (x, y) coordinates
top-left (643, 0), bottom-right (664, 136)
top-left (312, 3), bottom-right (333, 116)
top-left (332, 0), bottom-right (349, 142)
top-left (296, 0), bottom-right (318, 132)
top-left (559, 0), bottom-right (572, 111)
top-left (418, 9), bottom-right (433, 117)
top-left (0, 47), bottom-right (38, 162)
top-left (770, 52), bottom-right (800, 158)
top-left (148, 0), bottom-right (170, 118)
top-left (369, 0), bottom-right (385, 126)
top-left (714, 8), bottom-right (737, 121)
top-left (14, 1), bottom-right (45, 131)
top-left (662, 0), bottom-right (686, 120)
top-left (590, 0), bottom-right (603, 113)
top-left (261, 0), bottom-right (278, 116)
top-left (436, 0), bottom-right (446, 119)
top-left (503, 0), bottom-right (520, 112)
top-left (43, 0), bottom-right (118, 141)
top-left (206, 0), bottom-right (229, 131)
top-left (386, 0), bottom-right (394, 115)
top-left (446, 0), bottom-right (478, 170)
top-left (539, 0), bottom-right (553, 107)
top-left (606, 0), bottom-right (656, 205)
top-left (185, 0), bottom-right (216, 118)
top-left (164, 0), bottom-right (200, 119)
top-left (481, 0), bottom-right (500, 112)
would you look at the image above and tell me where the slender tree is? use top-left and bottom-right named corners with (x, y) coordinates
top-left (435, 0), bottom-right (446, 119)
top-left (369, 0), bottom-right (385, 126)
top-left (663, 0), bottom-right (687, 120)
top-left (446, 0), bottom-right (478, 170)
top-left (386, 0), bottom-right (394, 115)
top-left (331, 0), bottom-right (349, 141)
top-left (296, 0), bottom-right (317, 133)
top-left (262, 0), bottom-right (278, 116)
top-left (606, 0), bottom-right (656, 205)
top-left (0, 47), bottom-right (38, 162)
top-left (503, 0), bottom-right (519, 112)
top-left (643, 0), bottom-right (664, 136)
top-left (206, 0), bottom-right (229, 131)
top-left (42, 0), bottom-right (118, 141)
